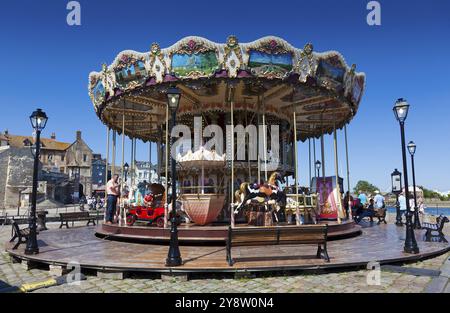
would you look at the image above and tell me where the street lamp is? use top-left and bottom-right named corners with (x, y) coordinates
top-left (315, 160), bottom-right (321, 178)
top-left (391, 169), bottom-right (403, 226)
top-left (123, 162), bottom-right (129, 182)
top-left (393, 98), bottom-right (419, 254)
top-left (26, 108), bottom-right (48, 255)
top-left (166, 86), bottom-right (182, 267)
top-left (408, 141), bottom-right (421, 229)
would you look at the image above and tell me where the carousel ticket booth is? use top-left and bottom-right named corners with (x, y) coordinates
top-left (89, 35), bottom-right (365, 242)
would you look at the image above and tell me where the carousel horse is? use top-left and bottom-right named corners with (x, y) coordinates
top-left (234, 172), bottom-right (287, 222)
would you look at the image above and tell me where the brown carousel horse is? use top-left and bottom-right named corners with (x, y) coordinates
top-left (234, 172), bottom-right (287, 222)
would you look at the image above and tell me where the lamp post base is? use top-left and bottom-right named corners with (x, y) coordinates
top-left (166, 215), bottom-right (182, 267)
top-left (404, 211), bottom-right (419, 254)
top-left (413, 207), bottom-right (421, 229)
top-left (395, 205), bottom-right (403, 226)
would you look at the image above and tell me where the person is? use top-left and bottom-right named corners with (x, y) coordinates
top-left (358, 191), bottom-right (368, 207)
top-left (356, 198), bottom-right (375, 223)
top-left (343, 191), bottom-right (354, 219)
top-left (374, 191), bottom-right (385, 210)
top-left (352, 197), bottom-right (363, 221)
top-left (398, 192), bottom-right (407, 219)
top-left (418, 195), bottom-right (425, 215)
top-left (106, 174), bottom-right (120, 224)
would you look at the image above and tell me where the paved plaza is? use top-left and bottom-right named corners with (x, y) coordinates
top-left (1, 215), bottom-right (449, 293)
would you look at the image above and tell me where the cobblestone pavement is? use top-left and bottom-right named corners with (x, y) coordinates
top-left (1, 216), bottom-right (449, 293)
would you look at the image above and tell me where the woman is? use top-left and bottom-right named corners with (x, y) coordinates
top-left (343, 191), bottom-right (353, 219)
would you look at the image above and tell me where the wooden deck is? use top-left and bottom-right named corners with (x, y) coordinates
top-left (96, 220), bottom-right (361, 243)
top-left (5, 223), bottom-right (449, 273)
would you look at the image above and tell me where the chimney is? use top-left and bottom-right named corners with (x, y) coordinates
top-left (76, 130), bottom-right (82, 141)
top-left (51, 132), bottom-right (56, 140)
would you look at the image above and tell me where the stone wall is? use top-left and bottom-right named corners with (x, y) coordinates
top-left (0, 147), bottom-right (34, 210)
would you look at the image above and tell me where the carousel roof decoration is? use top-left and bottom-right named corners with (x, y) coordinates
top-left (177, 146), bottom-right (226, 169)
top-left (88, 36), bottom-right (365, 142)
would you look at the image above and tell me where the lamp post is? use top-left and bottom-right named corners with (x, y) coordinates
top-left (25, 109), bottom-right (48, 255)
top-left (123, 162), bottom-right (129, 182)
top-left (315, 160), bottom-right (321, 179)
top-left (391, 169), bottom-right (403, 226)
top-left (166, 86), bottom-right (182, 267)
top-left (407, 141), bottom-right (421, 229)
top-left (393, 99), bottom-right (419, 254)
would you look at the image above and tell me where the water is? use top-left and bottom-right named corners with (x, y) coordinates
top-left (387, 206), bottom-right (450, 216)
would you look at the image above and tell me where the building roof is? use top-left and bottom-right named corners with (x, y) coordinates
top-left (6, 134), bottom-right (71, 151)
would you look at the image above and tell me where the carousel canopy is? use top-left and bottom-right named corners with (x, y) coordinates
top-left (88, 36), bottom-right (365, 142)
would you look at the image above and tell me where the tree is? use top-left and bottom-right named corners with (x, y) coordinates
top-left (420, 186), bottom-right (441, 199)
top-left (353, 180), bottom-right (379, 195)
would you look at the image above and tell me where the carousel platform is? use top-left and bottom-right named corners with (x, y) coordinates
top-left (5, 223), bottom-right (449, 275)
top-left (95, 220), bottom-right (361, 244)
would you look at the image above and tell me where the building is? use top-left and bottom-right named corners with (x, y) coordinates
top-left (0, 146), bottom-right (35, 210)
top-left (134, 161), bottom-right (158, 184)
top-left (65, 131), bottom-right (93, 197)
top-left (1, 130), bottom-right (95, 207)
top-left (6, 132), bottom-right (70, 173)
top-left (0, 131), bottom-right (8, 146)
top-left (92, 157), bottom-right (107, 189)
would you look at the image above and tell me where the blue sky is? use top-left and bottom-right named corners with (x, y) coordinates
top-left (0, 0), bottom-right (449, 192)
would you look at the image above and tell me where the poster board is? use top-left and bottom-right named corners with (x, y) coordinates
top-left (311, 176), bottom-right (343, 220)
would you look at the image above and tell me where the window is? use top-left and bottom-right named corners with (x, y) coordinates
top-left (61, 155), bottom-right (65, 161)
top-left (83, 154), bottom-right (87, 162)
top-left (99, 172), bottom-right (102, 176)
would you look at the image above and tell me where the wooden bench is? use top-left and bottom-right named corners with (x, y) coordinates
top-left (59, 212), bottom-right (96, 228)
top-left (226, 224), bottom-right (329, 266)
top-left (374, 208), bottom-right (387, 224)
top-left (9, 221), bottom-right (37, 250)
top-left (422, 215), bottom-right (449, 243)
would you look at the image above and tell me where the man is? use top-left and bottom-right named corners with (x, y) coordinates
top-left (358, 190), bottom-right (368, 207)
top-left (398, 192), bottom-right (407, 219)
top-left (374, 190), bottom-right (385, 210)
top-left (106, 174), bottom-right (120, 224)
top-left (356, 198), bottom-right (375, 223)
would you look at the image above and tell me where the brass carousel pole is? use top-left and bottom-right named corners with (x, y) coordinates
top-left (293, 111), bottom-right (300, 225)
top-left (313, 137), bottom-right (317, 183)
top-left (257, 96), bottom-right (261, 185)
top-left (104, 126), bottom-right (110, 223)
top-left (230, 85), bottom-right (235, 228)
top-left (344, 124), bottom-right (352, 220)
top-left (112, 130), bottom-right (116, 178)
top-left (320, 133), bottom-right (325, 178)
top-left (262, 97), bottom-right (267, 181)
top-left (120, 108), bottom-right (126, 226)
top-left (333, 124), bottom-right (342, 224)
top-left (164, 103), bottom-right (169, 229)
top-left (130, 137), bottom-right (134, 188)
top-left (149, 140), bottom-right (152, 184)
top-left (133, 138), bottom-right (137, 186)
top-left (308, 138), bottom-right (312, 190)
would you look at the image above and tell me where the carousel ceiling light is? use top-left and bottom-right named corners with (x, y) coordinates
top-left (167, 87), bottom-right (181, 112)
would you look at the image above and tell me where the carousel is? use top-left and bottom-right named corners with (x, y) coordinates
top-left (89, 35), bottom-right (366, 242)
